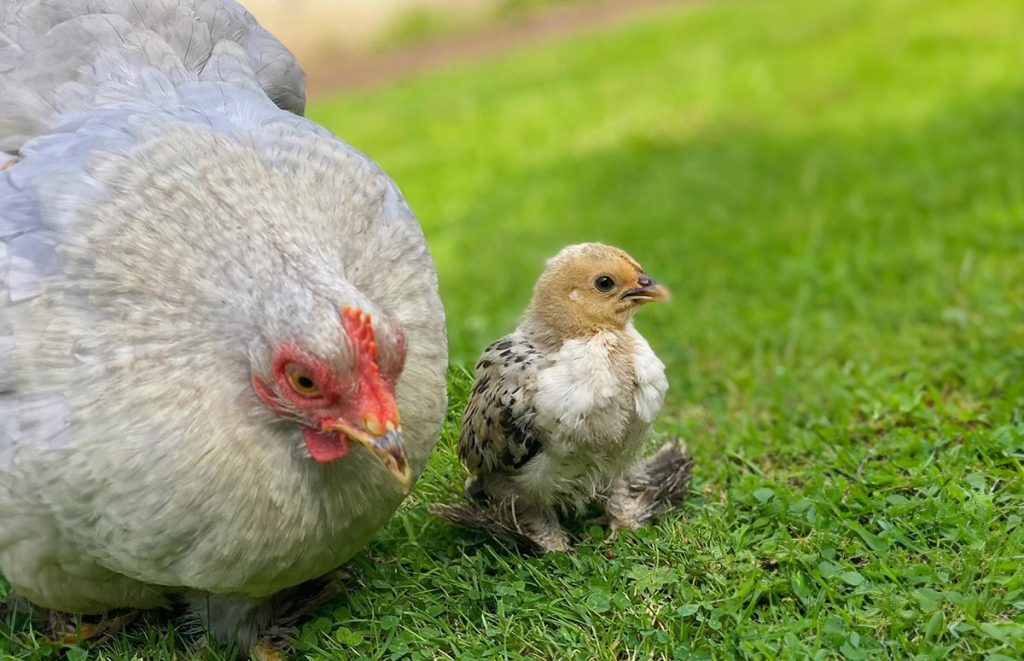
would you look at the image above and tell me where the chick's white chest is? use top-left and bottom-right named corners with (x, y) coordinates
top-left (522, 327), bottom-right (667, 506)
top-left (534, 332), bottom-right (623, 440)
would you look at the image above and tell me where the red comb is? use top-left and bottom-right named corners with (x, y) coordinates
top-left (341, 306), bottom-right (379, 364)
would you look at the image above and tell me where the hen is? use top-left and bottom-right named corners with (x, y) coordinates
top-left (432, 243), bottom-right (691, 552)
top-left (0, 0), bottom-right (447, 649)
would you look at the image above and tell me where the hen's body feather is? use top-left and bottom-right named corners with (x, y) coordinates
top-left (0, 0), bottom-right (447, 645)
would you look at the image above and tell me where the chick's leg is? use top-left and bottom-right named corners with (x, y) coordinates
top-left (603, 440), bottom-right (693, 533)
top-left (514, 502), bottom-right (572, 553)
top-left (463, 473), bottom-right (491, 505)
top-left (432, 477), bottom-right (572, 553)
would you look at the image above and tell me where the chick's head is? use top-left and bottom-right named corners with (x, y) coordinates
top-left (528, 243), bottom-right (670, 339)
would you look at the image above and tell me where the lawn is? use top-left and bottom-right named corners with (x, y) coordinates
top-left (3, 0), bottom-right (1024, 658)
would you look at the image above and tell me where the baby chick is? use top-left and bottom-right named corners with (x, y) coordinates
top-left (434, 243), bottom-right (691, 552)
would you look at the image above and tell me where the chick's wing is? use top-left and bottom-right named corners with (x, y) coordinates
top-left (458, 335), bottom-right (547, 475)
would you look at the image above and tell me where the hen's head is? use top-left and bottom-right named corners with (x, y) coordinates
top-left (250, 304), bottom-right (410, 491)
top-left (528, 242), bottom-right (670, 338)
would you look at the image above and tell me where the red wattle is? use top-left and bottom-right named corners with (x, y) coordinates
top-left (303, 428), bottom-right (350, 464)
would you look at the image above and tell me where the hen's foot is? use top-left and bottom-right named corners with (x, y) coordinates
top-left (275, 574), bottom-right (344, 628)
top-left (244, 574), bottom-right (347, 657)
top-left (251, 639), bottom-right (285, 661)
top-left (47, 609), bottom-right (137, 645)
top-left (605, 439), bottom-right (694, 530)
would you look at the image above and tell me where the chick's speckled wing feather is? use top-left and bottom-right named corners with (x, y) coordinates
top-left (458, 334), bottom-right (548, 475)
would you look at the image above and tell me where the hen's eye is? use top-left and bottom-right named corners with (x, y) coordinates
top-left (287, 369), bottom-right (320, 396)
top-left (594, 275), bottom-right (616, 292)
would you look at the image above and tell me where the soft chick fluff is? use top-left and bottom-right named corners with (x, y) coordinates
top-left (457, 243), bottom-right (670, 549)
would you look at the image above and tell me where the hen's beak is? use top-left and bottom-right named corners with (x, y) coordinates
top-left (621, 274), bottom-right (670, 304)
top-left (322, 417), bottom-right (411, 493)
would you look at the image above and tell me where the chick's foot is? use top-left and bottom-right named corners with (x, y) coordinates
top-left (431, 500), bottom-right (572, 553)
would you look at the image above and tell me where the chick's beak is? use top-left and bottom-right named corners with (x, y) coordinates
top-left (621, 273), bottom-right (671, 304)
top-left (322, 416), bottom-right (412, 493)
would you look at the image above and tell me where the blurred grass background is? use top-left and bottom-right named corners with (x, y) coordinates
top-left (241, 0), bottom-right (622, 65)
top-left (311, 0), bottom-right (1023, 369)
top-left (3, 0), bottom-right (1023, 658)
top-left (377, 0), bottom-right (611, 50)
top-left (308, 0), bottom-right (1024, 657)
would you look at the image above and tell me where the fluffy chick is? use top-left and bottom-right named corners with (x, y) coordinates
top-left (437, 243), bottom-right (687, 551)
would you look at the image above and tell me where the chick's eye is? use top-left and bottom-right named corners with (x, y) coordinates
top-left (287, 368), bottom-right (320, 396)
top-left (594, 275), bottom-right (616, 292)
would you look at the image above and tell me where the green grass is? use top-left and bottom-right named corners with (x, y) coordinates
top-left (4, 0), bottom-right (1024, 657)
top-left (375, 0), bottom-right (615, 52)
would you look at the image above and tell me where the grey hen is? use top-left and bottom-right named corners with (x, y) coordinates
top-left (0, 0), bottom-right (447, 650)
